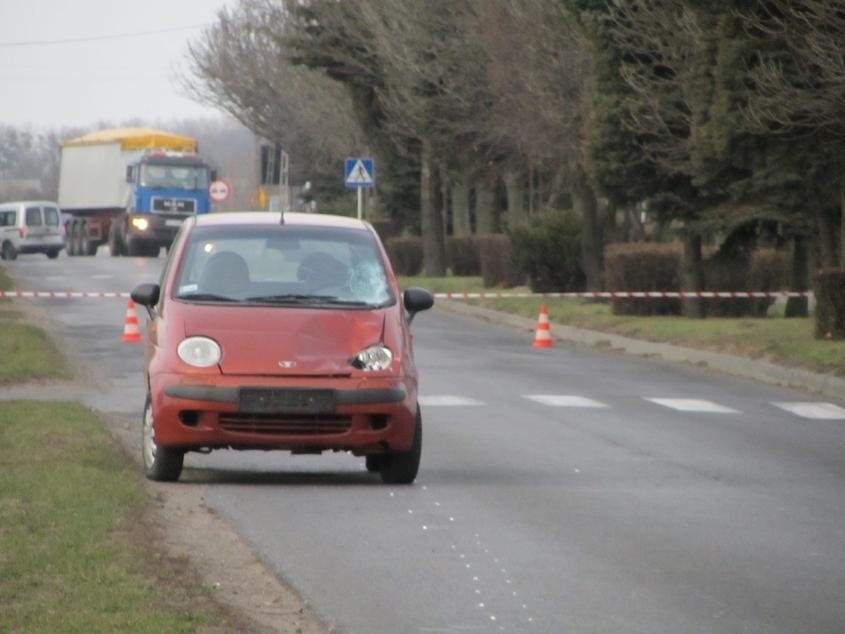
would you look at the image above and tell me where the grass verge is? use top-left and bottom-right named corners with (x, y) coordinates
top-left (0, 401), bottom-right (225, 633)
top-left (0, 267), bottom-right (70, 385)
top-left (400, 276), bottom-right (845, 377)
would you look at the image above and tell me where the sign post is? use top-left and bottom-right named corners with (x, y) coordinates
top-left (344, 158), bottom-right (375, 219)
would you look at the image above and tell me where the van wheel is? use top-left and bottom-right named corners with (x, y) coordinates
top-left (46, 249), bottom-right (60, 259)
top-left (379, 407), bottom-right (422, 485)
top-left (142, 395), bottom-right (184, 482)
top-left (1, 241), bottom-right (16, 261)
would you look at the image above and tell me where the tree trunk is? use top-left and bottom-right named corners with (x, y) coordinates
top-left (785, 234), bottom-right (809, 318)
top-left (420, 137), bottom-right (446, 276)
top-left (816, 206), bottom-right (838, 268)
top-left (474, 170), bottom-right (496, 234)
top-left (503, 169), bottom-right (526, 229)
top-left (840, 186), bottom-right (845, 267)
top-left (681, 228), bottom-right (705, 319)
top-left (573, 164), bottom-right (603, 292)
top-left (451, 172), bottom-right (472, 237)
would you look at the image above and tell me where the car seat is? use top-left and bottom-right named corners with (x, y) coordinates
top-left (199, 251), bottom-right (250, 297)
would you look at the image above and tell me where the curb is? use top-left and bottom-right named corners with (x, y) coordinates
top-left (436, 300), bottom-right (845, 400)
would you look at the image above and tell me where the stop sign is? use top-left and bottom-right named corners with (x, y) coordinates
top-left (209, 179), bottom-right (232, 203)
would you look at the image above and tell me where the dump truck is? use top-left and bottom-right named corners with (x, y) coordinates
top-left (57, 127), bottom-right (214, 257)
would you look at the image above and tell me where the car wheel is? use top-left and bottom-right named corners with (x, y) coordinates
top-left (142, 395), bottom-right (184, 482)
top-left (46, 249), bottom-right (60, 259)
top-left (365, 455), bottom-right (386, 473)
top-left (1, 241), bottom-right (16, 261)
top-left (379, 406), bottom-right (422, 485)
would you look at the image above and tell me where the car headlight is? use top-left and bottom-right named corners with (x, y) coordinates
top-left (131, 217), bottom-right (150, 231)
top-left (351, 343), bottom-right (393, 371)
top-left (177, 336), bottom-right (221, 368)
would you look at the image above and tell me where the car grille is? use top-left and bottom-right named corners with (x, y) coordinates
top-left (219, 413), bottom-right (352, 436)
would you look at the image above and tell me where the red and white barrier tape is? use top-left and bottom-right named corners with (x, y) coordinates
top-left (0, 291), bottom-right (130, 298)
top-left (432, 291), bottom-right (812, 299)
top-left (0, 290), bottom-right (812, 299)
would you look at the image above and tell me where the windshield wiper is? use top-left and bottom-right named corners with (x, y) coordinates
top-left (176, 292), bottom-right (239, 302)
top-left (245, 294), bottom-right (375, 307)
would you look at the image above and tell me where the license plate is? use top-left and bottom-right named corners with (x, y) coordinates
top-left (239, 388), bottom-right (335, 414)
top-left (165, 219), bottom-right (184, 227)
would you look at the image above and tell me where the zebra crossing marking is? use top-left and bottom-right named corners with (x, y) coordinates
top-left (523, 395), bottom-right (609, 408)
top-left (419, 396), bottom-right (483, 407)
top-left (772, 402), bottom-right (845, 420)
top-left (645, 398), bottom-right (740, 414)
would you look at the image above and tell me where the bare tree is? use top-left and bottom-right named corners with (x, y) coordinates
top-left (181, 0), bottom-right (364, 199)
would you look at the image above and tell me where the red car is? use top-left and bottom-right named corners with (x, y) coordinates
top-left (131, 211), bottom-right (433, 483)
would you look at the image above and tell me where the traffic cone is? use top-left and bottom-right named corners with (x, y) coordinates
top-left (122, 300), bottom-right (142, 342)
top-left (532, 304), bottom-right (554, 348)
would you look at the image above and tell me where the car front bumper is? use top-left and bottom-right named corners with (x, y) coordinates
top-left (150, 373), bottom-right (417, 454)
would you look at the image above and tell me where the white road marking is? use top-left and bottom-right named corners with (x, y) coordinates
top-left (773, 402), bottom-right (845, 420)
top-left (524, 394), bottom-right (609, 408)
top-left (419, 395), bottom-right (483, 406)
top-left (646, 398), bottom-right (740, 413)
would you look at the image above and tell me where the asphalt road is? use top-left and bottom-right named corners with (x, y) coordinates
top-left (5, 250), bottom-right (845, 633)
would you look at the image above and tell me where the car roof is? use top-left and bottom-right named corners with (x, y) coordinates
top-left (193, 211), bottom-right (370, 231)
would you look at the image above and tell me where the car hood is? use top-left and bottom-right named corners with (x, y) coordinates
top-left (181, 304), bottom-right (386, 376)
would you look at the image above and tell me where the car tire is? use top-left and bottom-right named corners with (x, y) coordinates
top-left (1, 241), bottom-right (16, 261)
top-left (365, 455), bottom-right (386, 473)
top-left (379, 406), bottom-right (422, 485)
top-left (46, 249), bottom-right (60, 259)
top-left (142, 395), bottom-right (184, 482)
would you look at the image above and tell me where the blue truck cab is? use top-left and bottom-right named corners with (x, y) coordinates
top-left (118, 152), bottom-right (213, 256)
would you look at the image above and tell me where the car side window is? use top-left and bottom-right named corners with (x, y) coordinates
top-left (25, 207), bottom-right (42, 227)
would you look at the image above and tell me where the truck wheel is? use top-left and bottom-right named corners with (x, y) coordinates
top-left (68, 219), bottom-right (80, 256)
top-left (126, 237), bottom-right (142, 257)
top-left (79, 222), bottom-right (94, 256)
top-left (1, 241), bottom-right (17, 261)
top-left (108, 224), bottom-right (123, 256)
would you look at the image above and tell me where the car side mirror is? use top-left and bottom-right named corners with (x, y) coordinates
top-left (403, 287), bottom-right (434, 324)
top-left (131, 283), bottom-right (160, 309)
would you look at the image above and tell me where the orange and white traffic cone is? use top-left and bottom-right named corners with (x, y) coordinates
top-left (532, 304), bottom-right (553, 348)
top-left (122, 300), bottom-right (142, 342)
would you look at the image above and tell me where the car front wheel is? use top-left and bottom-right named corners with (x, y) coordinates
top-left (379, 406), bottom-right (422, 485)
top-left (142, 395), bottom-right (184, 482)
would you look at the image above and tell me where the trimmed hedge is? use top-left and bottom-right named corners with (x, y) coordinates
top-left (384, 236), bottom-right (423, 276)
top-left (446, 236), bottom-right (481, 276)
top-left (477, 234), bottom-right (521, 288)
top-left (814, 268), bottom-right (845, 340)
top-left (509, 210), bottom-right (585, 292)
top-left (605, 243), bottom-right (683, 315)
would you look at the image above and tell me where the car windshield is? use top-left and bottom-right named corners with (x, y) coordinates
top-left (173, 223), bottom-right (395, 308)
top-left (140, 163), bottom-right (209, 189)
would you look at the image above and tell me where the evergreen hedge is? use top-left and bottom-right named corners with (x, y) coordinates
top-left (477, 234), bottom-right (521, 288)
top-left (384, 236), bottom-right (423, 276)
top-left (509, 210), bottom-right (585, 292)
top-left (604, 243), bottom-right (683, 315)
top-left (446, 236), bottom-right (481, 276)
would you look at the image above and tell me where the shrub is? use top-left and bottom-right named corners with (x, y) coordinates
top-left (814, 268), bottom-right (845, 340)
top-left (446, 236), bottom-right (481, 276)
top-left (604, 242), bottom-right (682, 315)
top-left (384, 236), bottom-right (423, 276)
top-left (509, 210), bottom-right (585, 292)
top-left (476, 234), bottom-right (521, 288)
top-left (704, 247), bottom-right (789, 317)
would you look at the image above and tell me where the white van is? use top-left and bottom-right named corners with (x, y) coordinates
top-left (0, 201), bottom-right (65, 260)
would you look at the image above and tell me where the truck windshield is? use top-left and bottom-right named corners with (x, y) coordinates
top-left (140, 164), bottom-right (209, 190)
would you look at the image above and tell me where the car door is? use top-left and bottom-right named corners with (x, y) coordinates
top-left (24, 206), bottom-right (44, 246)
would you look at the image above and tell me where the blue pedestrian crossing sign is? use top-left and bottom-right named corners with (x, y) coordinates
top-left (345, 158), bottom-right (375, 188)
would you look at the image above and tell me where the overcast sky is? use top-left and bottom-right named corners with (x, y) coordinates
top-left (0, 0), bottom-right (236, 130)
